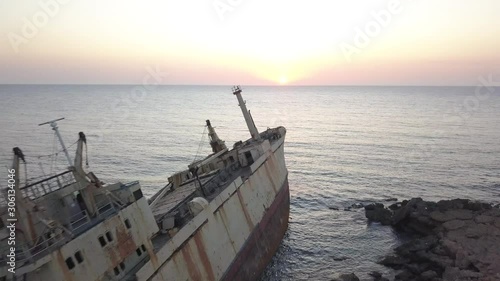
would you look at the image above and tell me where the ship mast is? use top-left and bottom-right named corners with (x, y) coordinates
top-left (39, 118), bottom-right (72, 167)
top-left (74, 132), bottom-right (87, 170)
top-left (11, 147), bottom-right (38, 244)
top-left (232, 86), bottom-right (261, 141)
top-left (206, 120), bottom-right (227, 153)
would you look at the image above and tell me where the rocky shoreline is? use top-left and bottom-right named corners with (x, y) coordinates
top-left (332, 198), bottom-right (500, 281)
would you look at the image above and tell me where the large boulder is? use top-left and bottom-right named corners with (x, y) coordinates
top-left (377, 255), bottom-right (410, 267)
top-left (330, 273), bottom-right (360, 281)
top-left (395, 236), bottom-right (438, 256)
top-left (392, 198), bottom-right (423, 225)
top-left (365, 203), bottom-right (393, 225)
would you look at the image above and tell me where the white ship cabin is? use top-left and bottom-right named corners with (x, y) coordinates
top-left (0, 125), bottom-right (158, 281)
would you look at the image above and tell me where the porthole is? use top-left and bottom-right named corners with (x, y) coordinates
top-left (65, 257), bottom-right (75, 270)
top-left (124, 219), bottom-right (131, 229)
top-left (105, 231), bottom-right (113, 242)
top-left (75, 251), bottom-right (84, 263)
top-left (98, 236), bottom-right (107, 247)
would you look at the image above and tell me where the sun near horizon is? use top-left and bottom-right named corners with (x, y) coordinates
top-left (279, 76), bottom-right (288, 85)
top-left (0, 0), bottom-right (499, 86)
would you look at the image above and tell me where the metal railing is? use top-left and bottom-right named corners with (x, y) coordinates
top-left (69, 209), bottom-right (91, 234)
top-left (0, 230), bottom-right (69, 265)
top-left (260, 126), bottom-right (284, 142)
top-left (67, 198), bottom-right (120, 236)
top-left (96, 197), bottom-right (119, 219)
top-left (0, 201), bottom-right (122, 266)
top-left (19, 170), bottom-right (76, 200)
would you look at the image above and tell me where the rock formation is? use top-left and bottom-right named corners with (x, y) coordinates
top-left (364, 198), bottom-right (500, 281)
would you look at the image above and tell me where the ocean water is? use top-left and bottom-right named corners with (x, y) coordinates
top-left (1, 85), bottom-right (499, 280)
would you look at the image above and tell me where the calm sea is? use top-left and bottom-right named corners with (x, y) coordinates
top-left (1, 85), bottom-right (499, 280)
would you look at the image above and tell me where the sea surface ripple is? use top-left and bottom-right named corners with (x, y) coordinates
top-left (1, 85), bottom-right (499, 280)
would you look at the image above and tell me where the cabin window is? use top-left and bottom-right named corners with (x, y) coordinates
top-left (75, 251), bottom-right (84, 263)
top-left (133, 189), bottom-right (143, 201)
top-left (113, 267), bottom-right (120, 276)
top-left (98, 235), bottom-right (107, 247)
top-left (120, 262), bottom-right (125, 271)
top-left (65, 257), bottom-right (75, 270)
top-left (245, 151), bottom-right (254, 165)
top-left (124, 219), bottom-right (131, 229)
top-left (141, 245), bottom-right (146, 252)
top-left (136, 248), bottom-right (142, 256)
top-left (105, 231), bottom-right (113, 242)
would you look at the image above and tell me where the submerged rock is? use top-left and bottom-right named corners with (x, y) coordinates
top-left (368, 271), bottom-right (382, 278)
top-left (368, 271), bottom-right (390, 281)
top-left (351, 202), bottom-right (364, 209)
top-left (331, 273), bottom-right (360, 281)
top-left (388, 203), bottom-right (401, 210)
top-left (377, 255), bottom-right (409, 267)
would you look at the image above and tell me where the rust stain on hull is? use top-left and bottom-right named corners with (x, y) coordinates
top-left (263, 164), bottom-right (278, 193)
top-left (56, 250), bottom-right (74, 281)
top-left (106, 224), bottom-right (137, 269)
top-left (221, 176), bottom-right (290, 281)
top-left (181, 243), bottom-right (203, 281)
top-left (193, 233), bottom-right (216, 281)
top-left (115, 224), bottom-right (136, 258)
top-left (147, 240), bottom-right (159, 269)
top-left (217, 208), bottom-right (237, 253)
top-left (236, 189), bottom-right (254, 230)
top-left (107, 248), bottom-right (120, 269)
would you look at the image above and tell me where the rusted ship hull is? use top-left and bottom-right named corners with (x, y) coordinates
top-left (137, 137), bottom-right (289, 281)
top-left (221, 177), bottom-right (289, 281)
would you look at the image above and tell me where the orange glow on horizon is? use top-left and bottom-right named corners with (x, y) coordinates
top-left (0, 0), bottom-right (499, 85)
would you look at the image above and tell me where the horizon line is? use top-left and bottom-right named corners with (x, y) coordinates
top-left (0, 83), bottom-right (489, 87)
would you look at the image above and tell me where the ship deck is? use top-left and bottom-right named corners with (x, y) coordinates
top-left (147, 127), bottom-right (285, 256)
top-left (149, 165), bottom-right (253, 254)
top-left (150, 172), bottom-right (216, 220)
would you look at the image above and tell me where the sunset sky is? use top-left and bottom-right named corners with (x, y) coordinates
top-left (1, 0), bottom-right (499, 85)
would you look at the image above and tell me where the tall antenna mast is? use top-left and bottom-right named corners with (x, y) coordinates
top-left (39, 117), bottom-right (73, 167)
top-left (232, 86), bottom-right (261, 141)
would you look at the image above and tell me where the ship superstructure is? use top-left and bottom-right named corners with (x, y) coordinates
top-left (0, 87), bottom-right (289, 281)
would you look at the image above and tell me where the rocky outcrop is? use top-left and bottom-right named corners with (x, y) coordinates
top-left (365, 203), bottom-right (393, 225)
top-left (364, 198), bottom-right (500, 281)
top-left (331, 273), bottom-right (360, 281)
